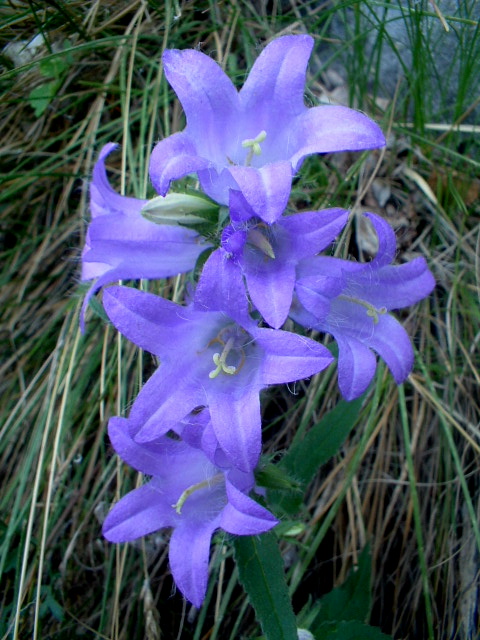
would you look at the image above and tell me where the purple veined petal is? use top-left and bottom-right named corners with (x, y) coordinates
top-left (335, 334), bottom-right (378, 400)
top-left (194, 249), bottom-right (250, 320)
top-left (102, 286), bottom-right (222, 357)
top-left (206, 387), bottom-right (262, 473)
top-left (82, 215), bottom-right (205, 279)
top-left (103, 483), bottom-right (177, 543)
top-left (254, 327), bottom-right (333, 385)
top-left (349, 257), bottom-right (436, 310)
top-left (362, 212), bottom-right (397, 267)
top-left (289, 106), bottom-right (386, 170)
top-left (295, 279), bottom-right (335, 322)
top-left (228, 189), bottom-right (257, 224)
top-left (108, 416), bottom-right (186, 475)
top-left (240, 35), bottom-right (314, 122)
top-left (279, 208), bottom-right (349, 260)
top-left (169, 519), bottom-right (219, 609)
top-left (131, 367), bottom-right (205, 443)
top-left (220, 481), bottom-right (278, 535)
top-left (90, 143), bottom-right (149, 218)
top-left (228, 161), bottom-right (293, 223)
top-left (243, 252), bottom-right (296, 329)
top-left (149, 131), bottom-right (213, 196)
top-left (367, 313), bottom-right (414, 384)
top-left (196, 166), bottom-right (239, 207)
top-left (162, 48), bottom-right (240, 158)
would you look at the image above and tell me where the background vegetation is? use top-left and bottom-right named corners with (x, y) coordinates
top-left (1, 0), bottom-right (479, 638)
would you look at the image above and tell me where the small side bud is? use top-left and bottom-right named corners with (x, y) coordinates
top-left (141, 193), bottom-right (218, 226)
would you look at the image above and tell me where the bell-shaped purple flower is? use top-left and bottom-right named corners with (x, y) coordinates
top-left (292, 213), bottom-right (435, 400)
top-left (195, 191), bottom-right (349, 328)
top-left (102, 285), bottom-right (333, 472)
top-left (149, 35), bottom-right (385, 224)
top-left (103, 414), bottom-right (277, 608)
top-left (80, 143), bottom-right (209, 328)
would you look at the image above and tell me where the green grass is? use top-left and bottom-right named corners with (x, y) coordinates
top-left (1, 0), bottom-right (479, 638)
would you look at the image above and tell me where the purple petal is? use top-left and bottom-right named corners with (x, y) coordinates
top-left (103, 483), bottom-right (176, 542)
top-left (228, 161), bottom-right (293, 223)
top-left (363, 212), bottom-right (397, 267)
top-left (367, 313), bottom-right (414, 384)
top-left (194, 249), bottom-right (250, 320)
top-left (169, 520), bottom-right (218, 608)
top-left (254, 327), bottom-right (333, 384)
top-left (162, 48), bottom-right (239, 154)
top-left (89, 143), bottom-right (148, 219)
top-left (240, 35), bottom-right (313, 121)
top-left (207, 389), bottom-right (262, 473)
top-left (335, 334), bottom-right (378, 400)
top-left (220, 481), bottom-right (278, 535)
top-left (352, 258), bottom-right (435, 310)
top-left (243, 253), bottom-right (296, 329)
top-left (280, 209), bottom-right (349, 260)
top-left (131, 367), bottom-right (204, 443)
top-left (149, 131), bottom-right (212, 195)
top-left (289, 106), bottom-right (386, 170)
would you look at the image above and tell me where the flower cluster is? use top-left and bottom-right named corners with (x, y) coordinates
top-left (81, 35), bottom-right (434, 607)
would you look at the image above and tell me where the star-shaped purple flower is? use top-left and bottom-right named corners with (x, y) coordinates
top-left (292, 213), bottom-right (435, 400)
top-left (195, 191), bottom-right (349, 328)
top-left (149, 35), bottom-right (385, 224)
top-left (103, 414), bottom-right (277, 608)
top-left (102, 285), bottom-right (333, 472)
top-left (80, 143), bottom-right (209, 328)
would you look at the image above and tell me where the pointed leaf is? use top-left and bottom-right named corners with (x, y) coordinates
top-left (234, 533), bottom-right (297, 640)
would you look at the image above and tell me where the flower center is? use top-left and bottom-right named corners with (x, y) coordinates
top-left (339, 295), bottom-right (387, 324)
top-left (207, 325), bottom-right (248, 379)
top-left (172, 473), bottom-right (224, 514)
top-left (246, 226), bottom-right (276, 259)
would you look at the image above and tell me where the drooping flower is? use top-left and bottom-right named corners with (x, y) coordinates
top-left (80, 143), bottom-right (210, 328)
top-left (102, 285), bottom-right (333, 472)
top-left (292, 213), bottom-right (435, 400)
top-left (149, 35), bottom-right (385, 224)
top-left (103, 414), bottom-right (277, 608)
top-left (195, 190), bottom-right (349, 328)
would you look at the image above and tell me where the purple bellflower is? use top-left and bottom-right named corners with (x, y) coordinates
top-left (149, 35), bottom-right (386, 224)
top-left (102, 284), bottom-right (333, 472)
top-left (103, 414), bottom-right (277, 608)
top-left (80, 143), bottom-right (209, 328)
top-left (195, 191), bottom-right (349, 329)
top-left (292, 213), bottom-right (435, 400)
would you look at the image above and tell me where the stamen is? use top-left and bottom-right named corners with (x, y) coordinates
top-left (241, 130), bottom-right (267, 166)
top-left (172, 474), bottom-right (224, 514)
top-left (209, 337), bottom-right (237, 378)
top-left (339, 295), bottom-right (387, 324)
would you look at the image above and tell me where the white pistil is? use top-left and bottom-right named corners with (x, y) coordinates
top-left (241, 130), bottom-right (267, 166)
top-left (209, 337), bottom-right (237, 378)
top-left (339, 294), bottom-right (387, 324)
top-left (172, 474), bottom-right (224, 514)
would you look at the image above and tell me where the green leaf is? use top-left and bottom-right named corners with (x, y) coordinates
top-left (28, 81), bottom-right (59, 117)
top-left (311, 546), bottom-right (372, 629)
top-left (315, 620), bottom-right (392, 640)
top-left (234, 533), bottom-right (298, 640)
top-left (255, 463), bottom-right (302, 491)
top-left (39, 56), bottom-right (68, 78)
top-left (280, 396), bottom-right (364, 487)
top-left (270, 397), bottom-right (364, 515)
